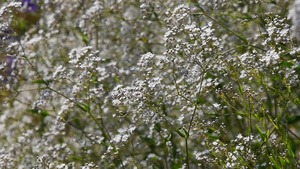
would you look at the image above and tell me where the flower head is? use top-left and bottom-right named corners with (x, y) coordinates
top-left (20, 0), bottom-right (38, 13)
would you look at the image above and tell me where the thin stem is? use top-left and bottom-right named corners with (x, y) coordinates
top-left (17, 41), bottom-right (126, 168)
top-left (188, 71), bottom-right (205, 134)
top-left (48, 87), bottom-right (112, 141)
top-left (195, 12), bottom-right (248, 45)
top-left (185, 138), bottom-right (190, 169)
top-left (17, 87), bottom-right (48, 92)
top-left (95, 22), bottom-right (99, 50)
top-left (151, 105), bottom-right (178, 131)
top-left (188, 105), bottom-right (198, 133)
top-left (18, 41), bottom-right (49, 87)
top-left (131, 138), bottom-right (140, 169)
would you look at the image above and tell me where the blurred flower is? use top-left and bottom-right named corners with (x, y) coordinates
top-left (20, 0), bottom-right (38, 13)
top-left (289, 0), bottom-right (300, 42)
top-left (0, 56), bottom-right (15, 84)
top-left (6, 56), bottom-right (14, 75)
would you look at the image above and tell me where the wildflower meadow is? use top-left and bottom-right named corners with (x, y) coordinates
top-left (0, 0), bottom-right (300, 168)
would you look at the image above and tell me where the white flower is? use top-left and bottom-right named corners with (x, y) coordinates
top-left (289, 0), bottom-right (300, 41)
top-left (260, 49), bottom-right (280, 66)
top-left (237, 134), bottom-right (243, 140)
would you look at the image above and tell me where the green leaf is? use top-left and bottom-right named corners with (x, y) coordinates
top-left (197, 5), bottom-right (205, 13)
top-left (205, 72), bottom-right (217, 79)
top-left (266, 129), bottom-right (270, 138)
top-left (236, 33), bottom-right (249, 45)
top-left (295, 98), bottom-right (300, 107)
top-left (76, 104), bottom-right (87, 112)
top-left (270, 156), bottom-right (280, 169)
top-left (29, 109), bottom-right (39, 114)
top-left (238, 84), bottom-right (244, 95)
top-left (175, 128), bottom-right (186, 138)
top-left (208, 127), bottom-right (216, 133)
top-left (74, 118), bottom-right (82, 128)
top-left (285, 157), bottom-right (290, 164)
top-left (287, 85), bottom-right (291, 93)
top-left (208, 133), bottom-right (220, 140)
top-left (279, 157), bottom-right (285, 168)
top-left (114, 77), bottom-right (120, 83)
top-left (78, 29), bottom-right (89, 45)
top-left (32, 79), bottom-right (48, 85)
top-left (81, 103), bottom-right (90, 112)
top-left (207, 112), bottom-right (218, 116)
top-left (70, 156), bottom-right (83, 161)
top-left (183, 128), bottom-right (189, 138)
top-left (287, 115), bottom-right (300, 124)
top-left (40, 110), bottom-right (49, 118)
top-left (287, 144), bottom-right (295, 158)
top-left (186, 0), bottom-right (190, 4)
top-left (154, 123), bottom-right (162, 132)
top-left (267, 115), bottom-right (279, 130)
top-left (255, 124), bottom-right (265, 141)
top-left (29, 110), bottom-right (48, 122)
top-left (281, 61), bottom-right (294, 68)
top-left (19, 20), bottom-right (26, 31)
top-left (40, 110), bottom-right (49, 122)
top-left (197, 98), bottom-right (201, 104)
top-left (254, 113), bottom-right (262, 121)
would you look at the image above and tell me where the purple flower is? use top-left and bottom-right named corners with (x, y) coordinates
top-left (20, 0), bottom-right (38, 13)
top-left (6, 56), bottom-right (14, 75)
top-left (0, 1), bottom-right (40, 46)
top-left (0, 56), bottom-right (15, 85)
top-left (1, 29), bottom-right (20, 42)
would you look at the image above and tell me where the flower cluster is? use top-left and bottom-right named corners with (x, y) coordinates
top-left (0, 0), bottom-right (299, 168)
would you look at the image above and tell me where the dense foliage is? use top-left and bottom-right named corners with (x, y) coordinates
top-left (0, 0), bottom-right (299, 168)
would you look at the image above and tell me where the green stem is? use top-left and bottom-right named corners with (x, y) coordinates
top-left (194, 12), bottom-right (248, 45)
top-left (185, 138), bottom-right (190, 169)
top-left (17, 41), bottom-right (125, 168)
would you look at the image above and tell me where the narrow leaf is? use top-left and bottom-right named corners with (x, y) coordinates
top-left (236, 33), bottom-right (249, 45)
top-left (287, 144), bottom-right (295, 158)
top-left (255, 124), bottom-right (265, 141)
top-left (183, 128), bottom-right (189, 138)
top-left (40, 110), bottom-right (49, 118)
top-left (287, 115), bottom-right (300, 124)
top-left (175, 128), bottom-right (186, 138)
top-left (82, 103), bottom-right (90, 112)
top-left (29, 109), bottom-right (39, 114)
top-left (76, 104), bottom-right (87, 112)
top-left (32, 79), bottom-right (48, 85)
top-left (270, 156), bottom-right (280, 169)
top-left (279, 157), bottom-right (285, 168)
top-left (266, 129), bottom-right (270, 138)
top-left (267, 115), bottom-right (279, 130)
top-left (78, 29), bottom-right (89, 45)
